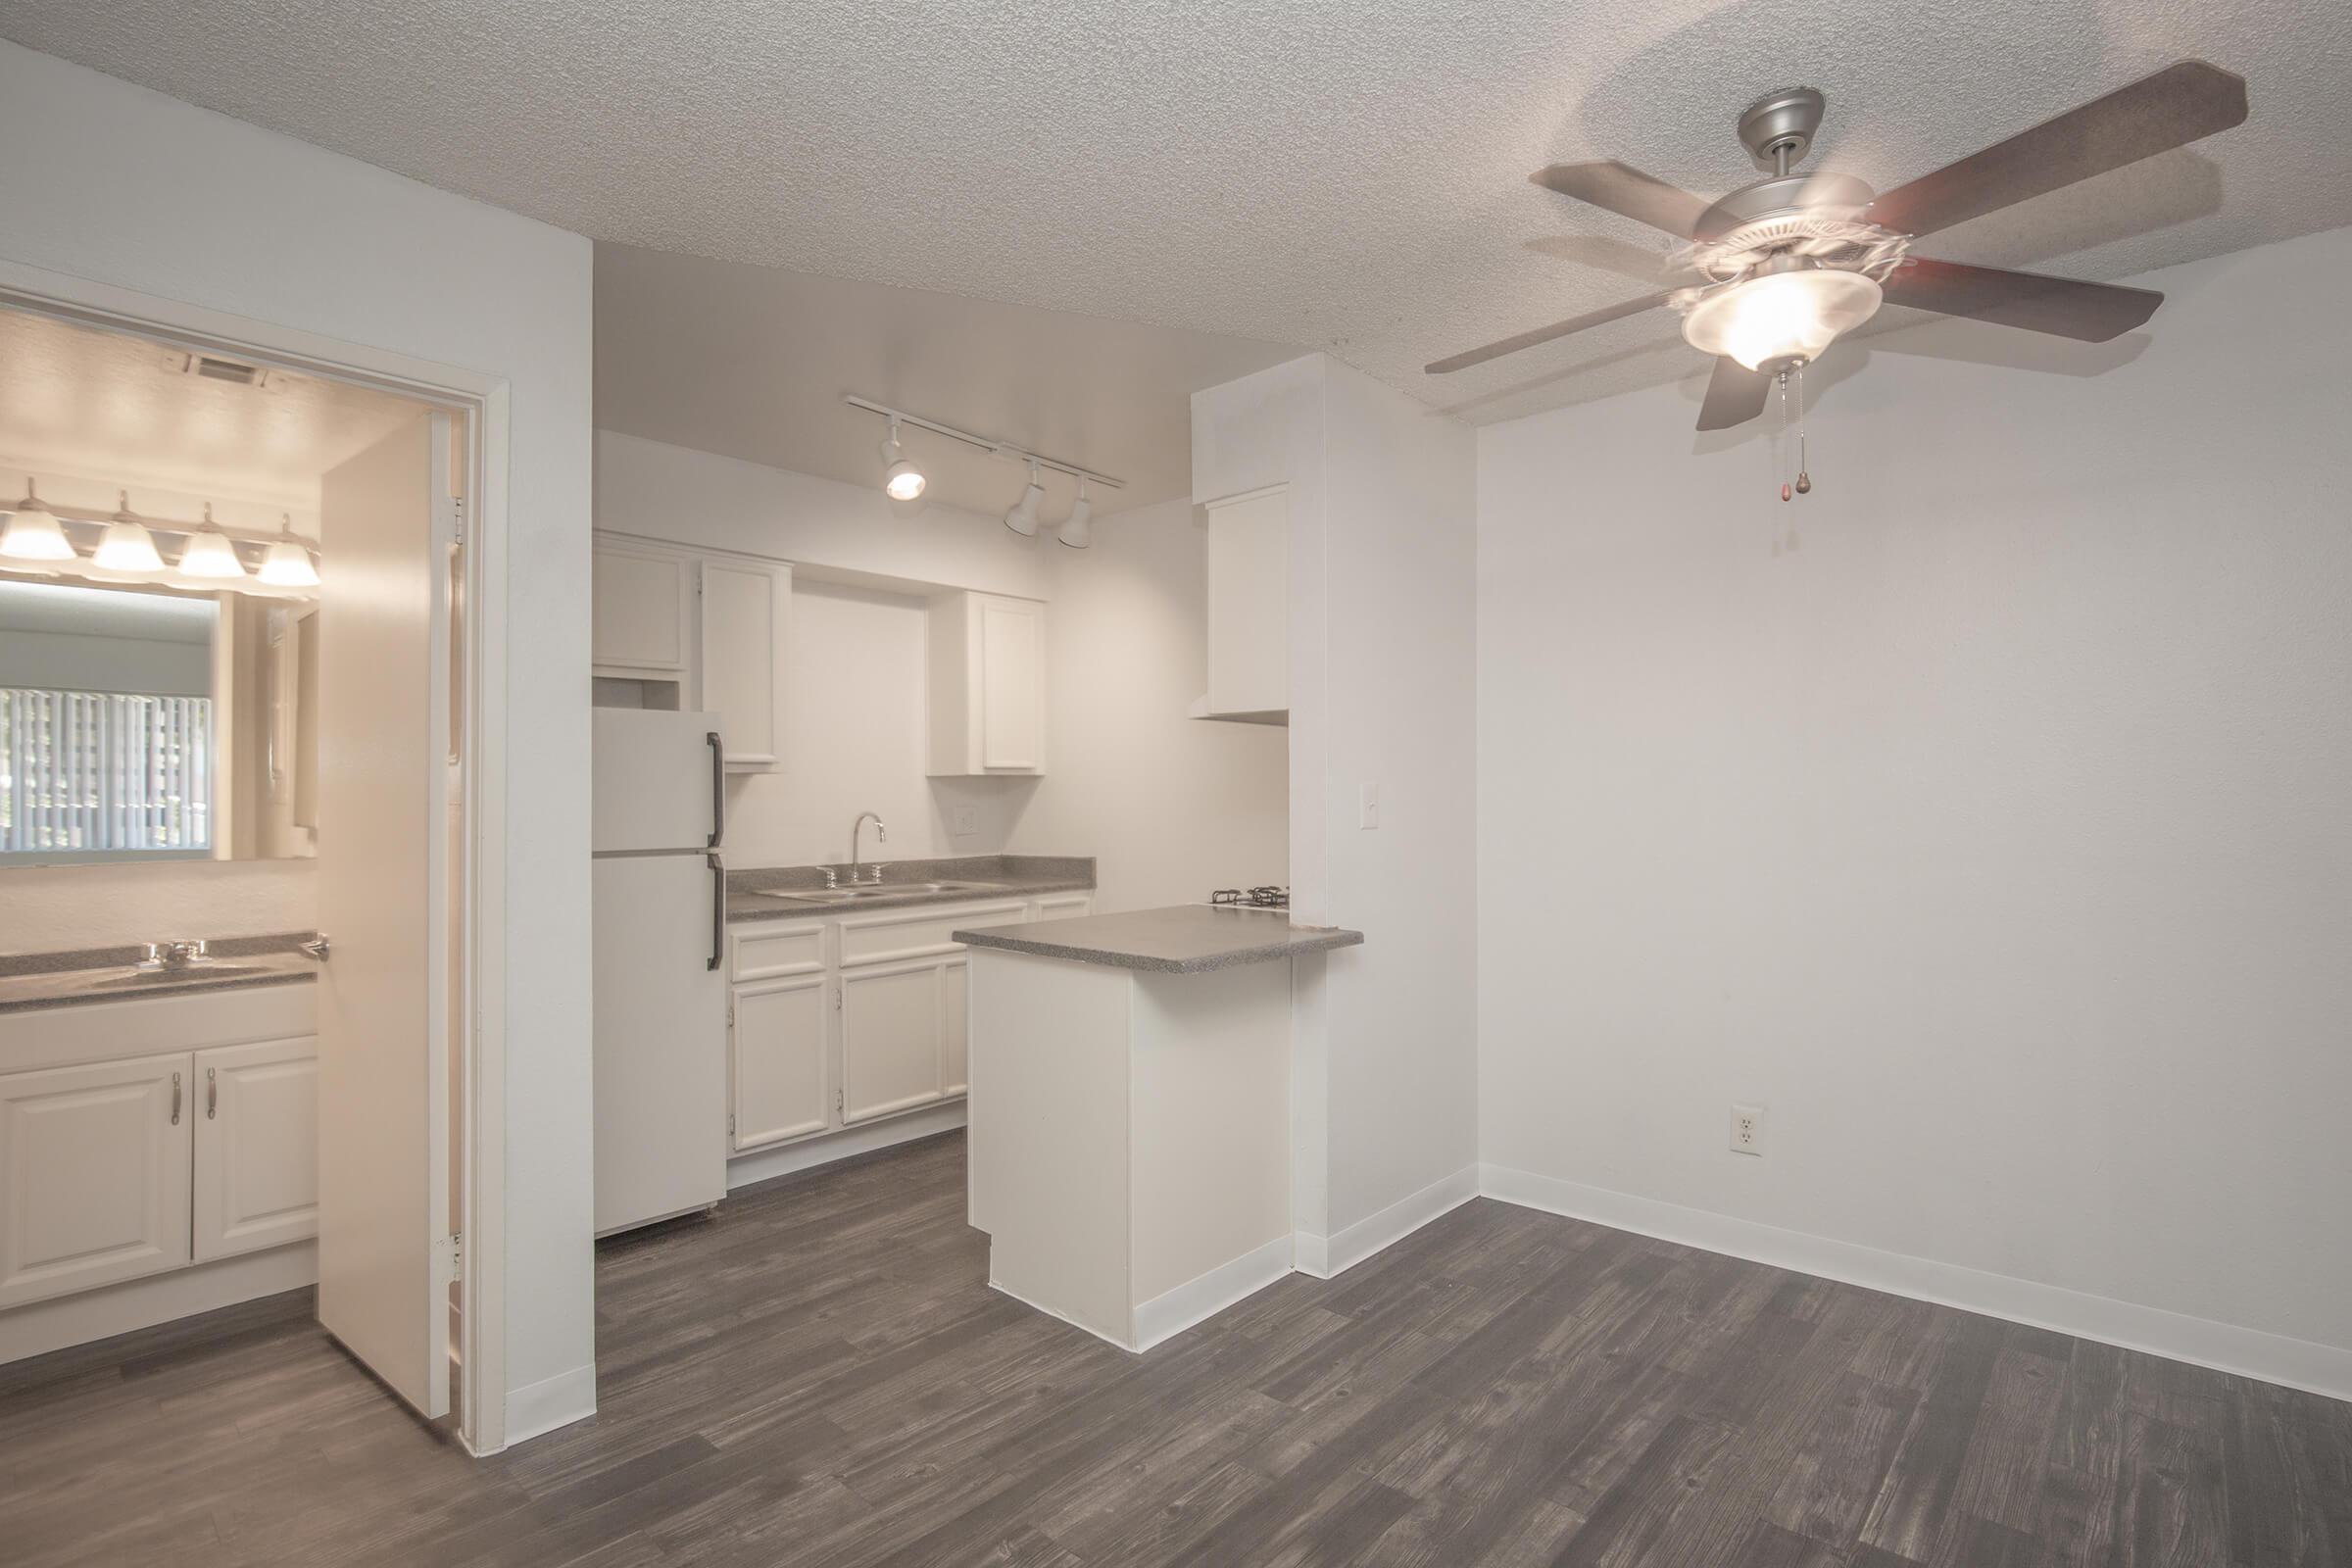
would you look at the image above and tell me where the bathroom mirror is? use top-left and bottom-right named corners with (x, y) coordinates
top-left (0, 575), bottom-right (319, 864)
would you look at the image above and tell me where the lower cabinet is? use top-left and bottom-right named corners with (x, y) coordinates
top-left (0, 1036), bottom-right (318, 1310)
top-left (724, 893), bottom-right (1090, 1154)
top-left (729, 974), bottom-right (830, 1152)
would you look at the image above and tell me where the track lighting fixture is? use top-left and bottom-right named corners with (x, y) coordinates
top-left (1056, 482), bottom-right (1093, 550)
top-left (176, 504), bottom-right (247, 579)
top-left (93, 491), bottom-right (165, 572)
top-left (259, 514), bottom-right (320, 587)
top-left (1004, 460), bottom-right (1044, 537)
top-left (879, 417), bottom-right (926, 501)
top-left (0, 478), bottom-right (74, 562)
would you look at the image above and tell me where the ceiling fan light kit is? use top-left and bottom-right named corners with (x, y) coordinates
top-left (1429, 59), bottom-right (2250, 485)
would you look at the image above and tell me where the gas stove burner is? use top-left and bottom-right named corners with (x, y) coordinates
top-left (1209, 886), bottom-right (1290, 910)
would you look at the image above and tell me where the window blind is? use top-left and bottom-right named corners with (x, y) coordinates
top-left (0, 688), bottom-right (212, 855)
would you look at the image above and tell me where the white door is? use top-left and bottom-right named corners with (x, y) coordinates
top-left (193, 1038), bottom-right (320, 1262)
top-left (315, 410), bottom-right (456, 1420)
top-left (840, 959), bottom-right (949, 1123)
top-left (730, 974), bottom-right (831, 1150)
top-left (698, 559), bottom-right (788, 771)
top-left (0, 1054), bottom-right (193, 1308)
top-left (979, 598), bottom-right (1043, 770)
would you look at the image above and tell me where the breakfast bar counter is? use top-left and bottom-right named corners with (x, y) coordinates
top-left (956, 905), bottom-right (1361, 1352)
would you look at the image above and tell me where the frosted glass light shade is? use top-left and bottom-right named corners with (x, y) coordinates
top-left (259, 537), bottom-right (319, 586)
top-left (178, 526), bottom-right (247, 579)
top-left (1682, 268), bottom-right (1883, 371)
top-left (0, 495), bottom-right (74, 561)
top-left (93, 518), bottom-right (165, 571)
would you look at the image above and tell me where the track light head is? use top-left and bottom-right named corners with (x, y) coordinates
top-left (1056, 484), bottom-right (1093, 550)
top-left (1004, 461), bottom-right (1044, 537)
top-left (879, 418), bottom-right (926, 501)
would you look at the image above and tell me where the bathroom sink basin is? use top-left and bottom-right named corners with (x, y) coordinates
top-left (764, 879), bottom-right (1008, 906)
top-left (91, 963), bottom-right (273, 988)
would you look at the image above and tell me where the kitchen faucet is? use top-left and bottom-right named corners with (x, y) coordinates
top-left (849, 811), bottom-right (888, 885)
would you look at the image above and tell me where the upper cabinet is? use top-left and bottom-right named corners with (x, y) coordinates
top-left (1198, 485), bottom-right (1288, 723)
top-left (927, 592), bottom-right (1046, 776)
top-left (594, 534), bottom-right (789, 773)
top-left (698, 558), bottom-right (789, 772)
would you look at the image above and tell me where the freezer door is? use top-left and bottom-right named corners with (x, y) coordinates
top-left (593, 709), bottom-right (724, 854)
top-left (593, 854), bottom-right (729, 1233)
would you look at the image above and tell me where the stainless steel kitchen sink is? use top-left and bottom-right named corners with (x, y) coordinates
top-left (761, 879), bottom-right (1009, 906)
top-left (92, 963), bottom-right (272, 987)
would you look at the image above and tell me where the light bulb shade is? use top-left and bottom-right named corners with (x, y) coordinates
top-left (1056, 495), bottom-right (1093, 549)
top-left (0, 499), bottom-right (74, 561)
top-left (1004, 481), bottom-right (1043, 537)
top-left (93, 518), bottom-right (165, 571)
top-left (884, 458), bottom-right (926, 501)
top-left (1680, 268), bottom-right (1883, 372)
top-left (177, 527), bottom-right (247, 579)
top-left (259, 537), bottom-right (320, 587)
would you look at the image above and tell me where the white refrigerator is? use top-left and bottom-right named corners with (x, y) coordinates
top-left (592, 709), bottom-right (729, 1235)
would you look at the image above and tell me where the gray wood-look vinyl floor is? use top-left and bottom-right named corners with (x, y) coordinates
top-left (2, 1130), bottom-right (2344, 1566)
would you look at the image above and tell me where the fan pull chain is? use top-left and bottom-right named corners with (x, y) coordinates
top-left (1792, 362), bottom-right (1813, 496)
top-left (1777, 369), bottom-right (1792, 503)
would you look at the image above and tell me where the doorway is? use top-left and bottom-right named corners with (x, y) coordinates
top-left (0, 288), bottom-right (496, 1448)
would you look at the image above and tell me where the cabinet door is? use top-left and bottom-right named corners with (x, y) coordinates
top-left (731, 975), bottom-right (831, 1151)
top-left (978, 596), bottom-right (1044, 770)
top-left (1031, 894), bottom-right (1094, 921)
top-left (941, 959), bottom-right (969, 1098)
top-left (193, 1038), bottom-right (320, 1262)
top-left (699, 558), bottom-right (789, 771)
top-left (1205, 487), bottom-right (1289, 716)
top-left (840, 960), bottom-right (949, 1124)
top-left (0, 1053), bottom-right (193, 1308)
top-left (594, 545), bottom-right (694, 674)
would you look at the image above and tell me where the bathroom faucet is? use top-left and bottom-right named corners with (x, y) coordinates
top-left (849, 811), bottom-right (888, 885)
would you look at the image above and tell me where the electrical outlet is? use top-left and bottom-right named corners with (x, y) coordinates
top-left (1730, 1103), bottom-right (1765, 1156)
top-left (951, 805), bottom-right (979, 836)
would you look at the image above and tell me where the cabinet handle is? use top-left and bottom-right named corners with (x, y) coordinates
top-left (170, 1071), bottom-right (181, 1126)
top-left (206, 1067), bottom-right (218, 1120)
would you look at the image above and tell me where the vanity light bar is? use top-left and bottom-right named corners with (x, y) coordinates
top-left (843, 396), bottom-right (1125, 492)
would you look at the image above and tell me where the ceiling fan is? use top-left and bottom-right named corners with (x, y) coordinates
top-left (1428, 61), bottom-right (2249, 431)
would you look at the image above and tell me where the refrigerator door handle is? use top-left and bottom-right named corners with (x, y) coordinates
top-left (706, 731), bottom-right (725, 849)
top-left (707, 852), bottom-right (725, 971)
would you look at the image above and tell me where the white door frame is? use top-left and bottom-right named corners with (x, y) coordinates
top-left (0, 257), bottom-right (514, 1454)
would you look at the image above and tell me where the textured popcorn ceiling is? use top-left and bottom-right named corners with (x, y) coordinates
top-left (5, 0), bottom-right (2345, 437)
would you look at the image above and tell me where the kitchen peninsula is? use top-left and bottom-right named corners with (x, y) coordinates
top-left (956, 906), bottom-right (1362, 1351)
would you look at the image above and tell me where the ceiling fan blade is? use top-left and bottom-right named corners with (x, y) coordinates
top-left (1882, 258), bottom-right (2162, 341)
top-left (1867, 60), bottom-right (2247, 239)
top-left (1696, 357), bottom-right (1773, 430)
top-left (1426, 293), bottom-right (1670, 375)
top-left (1529, 162), bottom-right (1711, 238)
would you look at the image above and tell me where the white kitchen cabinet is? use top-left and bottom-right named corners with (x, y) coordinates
top-left (0, 1053), bottom-right (194, 1308)
top-left (1030, 893), bottom-right (1094, 921)
top-left (593, 543), bottom-right (695, 676)
top-left (730, 974), bottom-right (832, 1151)
top-left (941, 959), bottom-right (970, 1098)
top-left (840, 960), bottom-right (953, 1124)
top-left (192, 1038), bottom-right (319, 1262)
top-left (699, 557), bottom-right (790, 772)
top-left (927, 592), bottom-right (1047, 775)
top-left (1199, 485), bottom-right (1289, 722)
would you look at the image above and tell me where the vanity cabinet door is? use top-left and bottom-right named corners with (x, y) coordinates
top-left (193, 1037), bottom-right (320, 1262)
top-left (839, 959), bottom-right (950, 1124)
top-left (0, 1053), bottom-right (194, 1308)
top-left (730, 975), bottom-right (831, 1151)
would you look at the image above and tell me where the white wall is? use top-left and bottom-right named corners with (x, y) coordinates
top-left (1009, 497), bottom-right (1287, 911)
top-left (1194, 356), bottom-right (1480, 1250)
top-left (0, 41), bottom-right (598, 1440)
top-left (1476, 226), bottom-right (2352, 1390)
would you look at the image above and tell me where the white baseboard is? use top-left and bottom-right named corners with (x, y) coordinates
top-left (0, 1242), bottom-right (316, 1366)
top-left (1133, 1234), bottom-right (1296, 1352)
top-left (503, 1362), bottom-right (598, 1448)
top-left (726, 1102), bottom-right (967, 1191)
top-left (1294, 1164), bottom-right (1481, 1281)
top-left (1479, 1163), bottom-right (2352, 1405)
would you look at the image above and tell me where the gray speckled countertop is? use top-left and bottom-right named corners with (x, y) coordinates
top-left (0, 935), bottom-right (318, 1013)
top-left (953, 905), bottom-right (1362, 974)
top-left (726, 855), bottom-right (1094, 924)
